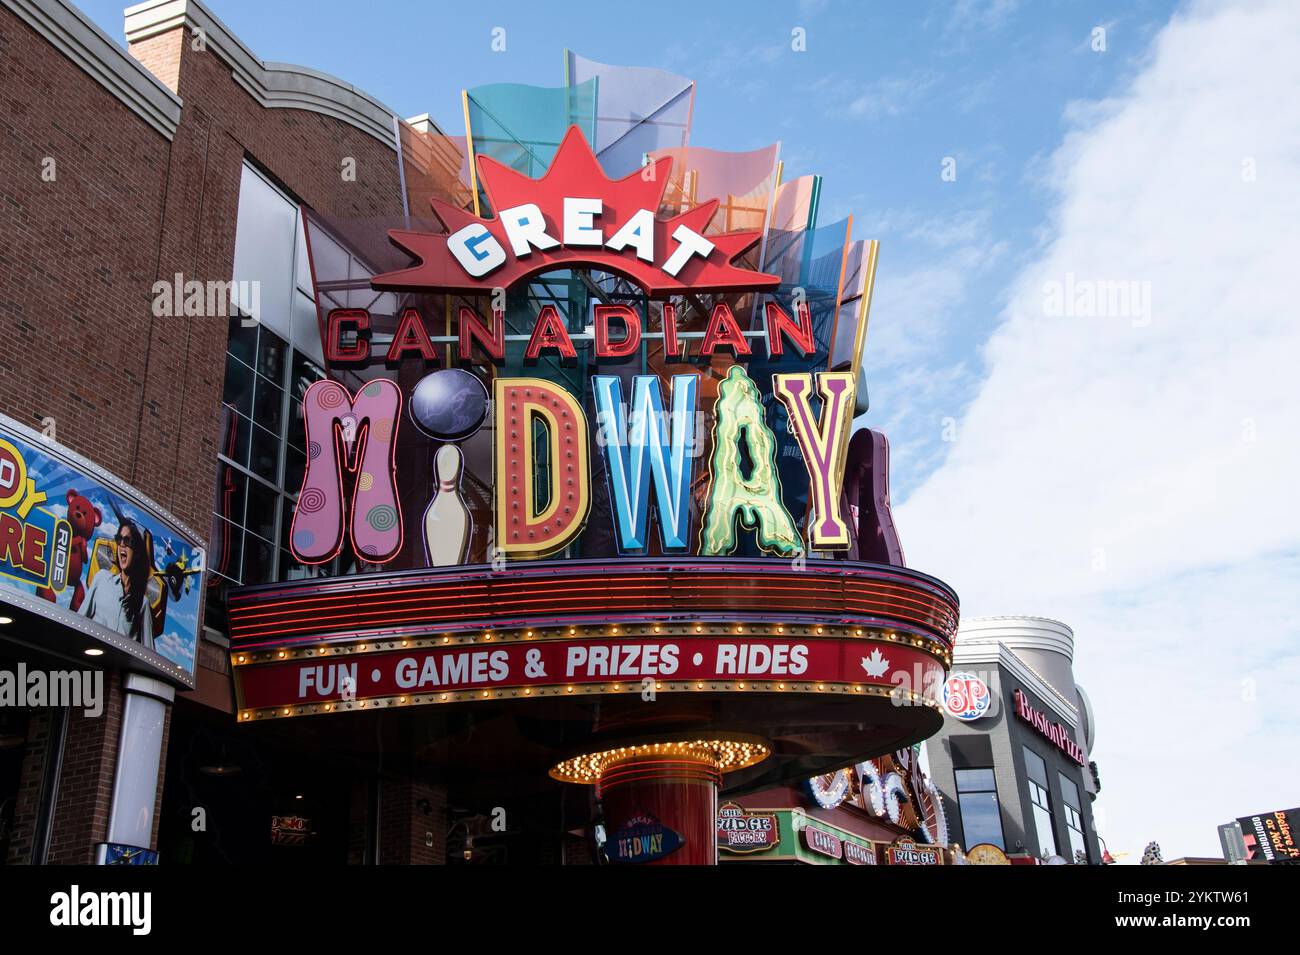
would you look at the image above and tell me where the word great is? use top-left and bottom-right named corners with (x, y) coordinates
top-left (371, 125), bottom-right (780, 298)
top-left (446, 196), bottom-right (713, 280)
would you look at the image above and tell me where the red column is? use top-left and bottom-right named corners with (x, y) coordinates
top-left (597, 751), bottom-right (720, 866)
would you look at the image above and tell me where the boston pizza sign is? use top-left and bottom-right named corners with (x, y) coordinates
top-left (1014, 689), bottom-right (1086, 765)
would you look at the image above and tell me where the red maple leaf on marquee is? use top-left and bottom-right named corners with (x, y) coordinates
top-left (371, 125), bottom-right (782, 298)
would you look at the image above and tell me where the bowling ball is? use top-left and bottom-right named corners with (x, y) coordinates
top-left (410, 368), bottom-right (488, 441)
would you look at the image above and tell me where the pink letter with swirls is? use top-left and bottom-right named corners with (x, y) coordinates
top-left (290, 379), bottom-right (403, 564)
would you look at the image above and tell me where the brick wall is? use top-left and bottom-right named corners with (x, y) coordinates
top-left (45, 671), bottom-right (126, 863)
top-left (378, 776), bottom-right (446, 865)
top-left (5, 709), bottom-right (50, 864)
top-left (0, 5), bottom-right (405, 536)
top-left (0, 8), bottom-right (171, 492)
top-left (122, 26), bottom-right (405, 537)
top-left (1, 3), bottom-right (408, 863)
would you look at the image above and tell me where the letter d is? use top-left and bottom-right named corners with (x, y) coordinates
top-left (494, 379), bottom-right (590, 559)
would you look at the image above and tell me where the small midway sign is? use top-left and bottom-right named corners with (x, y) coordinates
top-left (607, 812), bottom-right (684, 864)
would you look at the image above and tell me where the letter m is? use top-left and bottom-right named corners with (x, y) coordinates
top-left (289, 379), bottom-right (403, 563)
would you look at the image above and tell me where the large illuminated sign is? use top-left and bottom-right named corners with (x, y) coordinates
top-left (286, 125), bottom-right (898, 575)
top-left (233, 625), bottom-right (944, 715)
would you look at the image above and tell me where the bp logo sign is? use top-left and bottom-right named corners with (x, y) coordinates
top-left (943, 672), bottom-right (991, 722)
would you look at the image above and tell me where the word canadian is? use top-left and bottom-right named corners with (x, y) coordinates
top-left (324, 299), bottom-right (819, 366)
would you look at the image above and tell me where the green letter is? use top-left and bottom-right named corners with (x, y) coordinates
top-left (700, 365), bottom-right (802, 556)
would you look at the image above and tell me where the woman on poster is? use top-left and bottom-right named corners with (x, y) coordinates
top-left (79, 518), bottom-right (154, 651)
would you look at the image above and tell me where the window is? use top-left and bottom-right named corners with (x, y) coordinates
top-left (1059, 774), bottom-right (1088, 863)
top-left (1022, 747), bottom-right (1058, 859)
top-left (207, 162), bottom-right (350, 636)
top-left (209, 318), bottom-right (333, 631)
top-left (954, 768), bottom-right (1005, 850)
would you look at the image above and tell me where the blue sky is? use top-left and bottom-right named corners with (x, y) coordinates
top-left (78, 0), bottom-right (1177, 497)
top-left (82, 0), bottom-right (1300, 861)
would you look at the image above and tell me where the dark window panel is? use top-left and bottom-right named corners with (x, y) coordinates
top-left (204, 572), bottom-right (236, 633)
top-left (249, 424), bottom-right (281, 485)
top-left (279, 548), bottom-right (315, 582)
top-left (217, 406), bottom-right (252, 469)
top-left (287, 397), bottom-right (306, 452)
top-left (284, 443), bottom-right (306, 496)
top-left (253, 375), bottom-right (286, 435)
top-left (213, 462), bottom-right (248, 527)
top-left (227, 315), bottom-right (257, 367)
top-left (208, 518), bottom-right (243, 582)
top-left (241, 532), bottom-right (277, 585)
top-left (245, 477), bottom-right (280, 543)
top-left (292, 351), bottom-right (326, 396)
top-left (280, 497), bottom-right (296, 551)
top-left (222, 357), bottom-right (254, 419)
top-left (256, 325), bottom-right (288, 386)
top-left (1023, 746), bottom-right (1048, 787)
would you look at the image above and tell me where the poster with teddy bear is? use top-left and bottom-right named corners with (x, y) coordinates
top-left (0, 415), bottom-right (205, 679)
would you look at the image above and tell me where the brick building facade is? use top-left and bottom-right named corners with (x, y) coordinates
top-left (0, 0), bottom-right (965, 869)
top-left (0, 0), bottom-right (436, 864)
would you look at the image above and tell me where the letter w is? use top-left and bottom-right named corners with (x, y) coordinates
top-left (593, 374), bottom-right (697, 552)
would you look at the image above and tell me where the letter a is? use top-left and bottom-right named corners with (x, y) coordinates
top-left (700, 366), bottom-right (802, 557)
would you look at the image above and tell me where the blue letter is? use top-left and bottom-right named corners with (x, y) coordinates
top-left (593, 374), bottom-right (698, 552)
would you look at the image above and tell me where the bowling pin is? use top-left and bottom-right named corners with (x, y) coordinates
top-left (424, 444), bottom-right (470, 566)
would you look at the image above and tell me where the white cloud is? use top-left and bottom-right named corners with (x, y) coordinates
top-left (154, 631), bottom-right (195, 669)
top-left (846, 73), bottom-right (939, 120)
top-left (926, 0), bottom-right (1021, 45)
top-left (856, 207), bottom-right (1007, 370)
top-left (897, 0), bottom-right (1300, 860)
